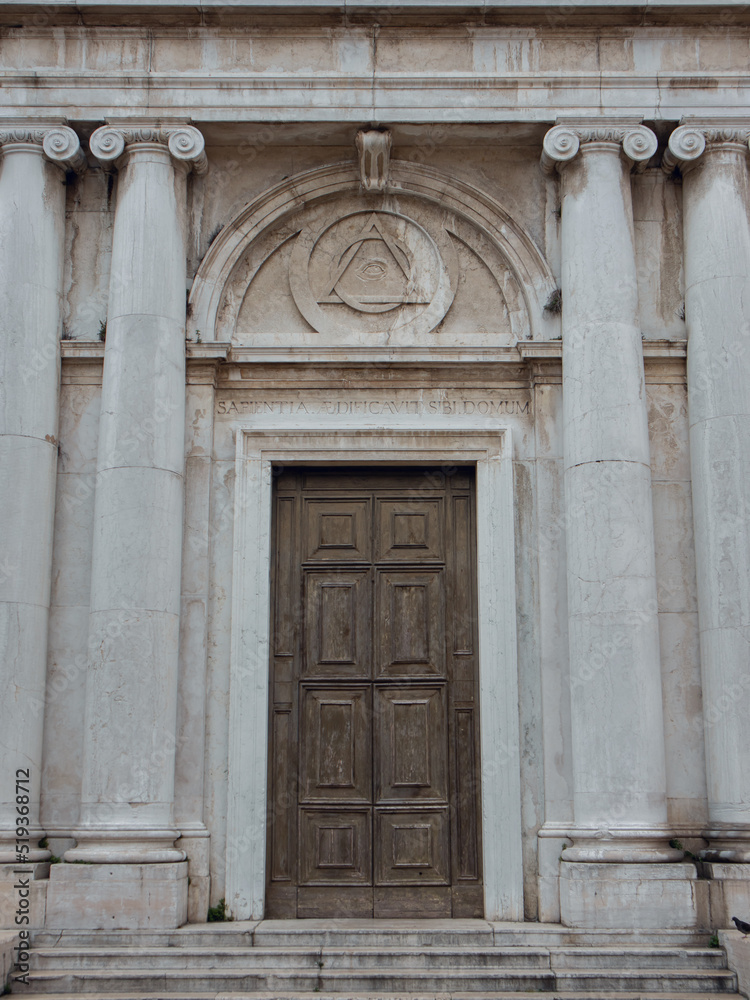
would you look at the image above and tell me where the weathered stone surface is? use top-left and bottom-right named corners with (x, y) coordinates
top-left (560, 863), bottom-right (710, 930)
top-left (44, 862), bottom-right (188, 930)
top-left (0, 2), bottom-right (748, 937)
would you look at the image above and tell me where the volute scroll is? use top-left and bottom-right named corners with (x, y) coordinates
top-left (0, 121), bottom-right (86, 173)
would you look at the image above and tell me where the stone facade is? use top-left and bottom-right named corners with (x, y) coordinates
top-left (1, 1), bottom-right (750, 932)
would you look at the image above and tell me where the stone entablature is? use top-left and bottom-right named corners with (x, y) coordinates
top-left (1, 17), bottom-right (750, 121)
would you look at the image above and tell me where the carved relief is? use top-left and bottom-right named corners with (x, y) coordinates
top-left (224, 194), bottom-right (534, 347)
top-left (288, 208), bottom-right (457, 338)
top-left (541, 122), bottom-right (657, 174)
top-left (89, 123), bottom-right (207, 174)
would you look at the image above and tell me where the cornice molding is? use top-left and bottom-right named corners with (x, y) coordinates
top-left (0, 121), bottom-right (85, 172)
top-left (662, 120), bottom-right (750, 174)
top-left (89, 122), bottom-right (207, 175)
top-left (541, 121), bottom-right (658, 175)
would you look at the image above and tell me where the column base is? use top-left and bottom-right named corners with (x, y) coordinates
top-left (0, 848), bottom-right (51, 864)
top-left (562, 830), bottom-right (684, 863)
top-left (65, 828), bottom-right (186, 864)
top-left (45, 861), bottom-right (188, 929)
top-left (701, 830), bottom-right (750, 863)
top-left (560, 862), bottom-right (709, 929)
top-left (0, 828), bottom-right (52, 865)
top-left (177, 826), bottom-right (211, 924)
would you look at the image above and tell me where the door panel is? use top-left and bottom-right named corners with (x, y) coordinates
top-left (303, 570), bottom-right (371, 678)
top-left (375, 809), bottom-right (450, 885)
top-left (299, 809), bottom-right (372, 885)
top-left (376, 499), bottom-right (443, 561)
top-left (267, 467), bottom-right (482, 918)
top-left (377, 568), bottom-right (444, 677)
top-left (305, 498), bottom-right (371, 562)
top-left (374, 685), bottom-right (448, 801)
top-left (300, 687), bottom-right (371, 802)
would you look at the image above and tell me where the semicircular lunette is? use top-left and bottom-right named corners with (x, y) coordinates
top-left (226, 192), bottom-right (535, 349)
top-left (189, 158), bottom-right (558, 345)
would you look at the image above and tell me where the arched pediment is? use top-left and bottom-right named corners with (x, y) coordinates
top-left (187, 160), bottom-right (559, 350)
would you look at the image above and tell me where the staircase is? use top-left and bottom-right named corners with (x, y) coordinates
top-left (12, 920), bottom-right (743, 1000)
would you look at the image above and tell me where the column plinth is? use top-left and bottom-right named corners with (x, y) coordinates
top-left (543, 121), bottom-right (682, 866)
top-left (0, 122), bottom-right (84, 864)
top-left (66, 122), bottom-right (206, 867)
top-left (665, 120), bottom-right (750, 866)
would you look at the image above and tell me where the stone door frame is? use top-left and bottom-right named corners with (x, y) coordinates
top-left (225, 420), bottom-right (523, 921)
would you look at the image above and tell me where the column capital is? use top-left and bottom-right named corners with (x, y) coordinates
top-left (541, 120), bottom-right (657, 175)
top-left (0, 120), bottom-right (85, 172)
top-left (89, 120), bottom-right (207, 175)
top-left (662, 119), bottom-right (750, 174)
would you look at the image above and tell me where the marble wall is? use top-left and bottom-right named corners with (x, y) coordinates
top-left (1, 4), bottom-right (749, 929)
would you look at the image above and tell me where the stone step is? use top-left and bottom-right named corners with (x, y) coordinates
top-left (491, 927), bottom-right (714, 948)
top-left (30, 946), bottom-right (551, 971)
top-left (7, 992), bottom-right (745, 1000)
top-left (13, 966), bottom-right (739, 995)
top-left (551, 948), bottom-right (728, 970)
top-left (31, 921), bottom-right (714, 951)
top-left (28, 945), bottom-right (728, 972)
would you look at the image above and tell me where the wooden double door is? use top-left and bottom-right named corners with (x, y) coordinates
top-left (266, 467), bottom-right (483, 918)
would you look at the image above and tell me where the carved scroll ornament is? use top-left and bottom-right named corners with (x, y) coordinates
top-left (89, 123), bottom-right (208, 175)
top-left (541, 123), bottom-right (658, 175)
top-left (0, 123), bottom-right (86, 172)
top-left (662, 122), bottom-right (750, 174)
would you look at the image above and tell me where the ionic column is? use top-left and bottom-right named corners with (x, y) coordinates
top-left (66, 122), bottom-right (206, 864)
top-left (542, 122), bottom-right (681, 862)
top-left (0, 123), bottom-right (85, 862)
top-left (664, 122), bottom-right (750, 862)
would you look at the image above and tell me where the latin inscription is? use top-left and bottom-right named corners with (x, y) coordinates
top-left (216, 398), bottom-right (530, 417)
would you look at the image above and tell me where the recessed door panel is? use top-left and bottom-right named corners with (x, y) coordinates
top-left (375, 685), bottom-right (448, 802)
top-left (376, 499), bottom-right (443, 561)
top-left (377, 568), bottom-right (444, 677)
top-left (375, 809), bottom-right (450, 885)
top-left (305, 498), bottom-right (370, 561)
top-left (300, 686), bottom-right (371, 802)
top-left (299, 809), bottom-right (371, 885)
top-left (304, 570), bottom-right (371, 677)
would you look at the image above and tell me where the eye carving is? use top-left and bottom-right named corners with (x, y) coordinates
top-left (356, 257), bottom-right (389, 281)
